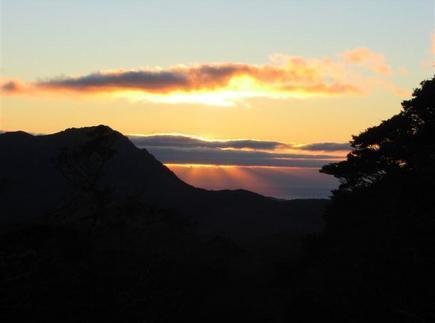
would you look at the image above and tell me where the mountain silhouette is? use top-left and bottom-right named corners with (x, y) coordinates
top-left (0, 125), bottom-right (329, 321)
top-left (0, 125), bottom-right (327, 242)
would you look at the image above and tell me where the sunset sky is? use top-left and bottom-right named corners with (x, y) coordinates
top-left (1, 0), bottom-right (434, 198)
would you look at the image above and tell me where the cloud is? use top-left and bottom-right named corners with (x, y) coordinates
top-left (0, 80), bottom-right (27, 94)
top-left (144, 146), bottom-right (339, 168)
top-left (0, 47), bottom-right (399, 106)
top-left (341, 47), bottom-right (391, 75)
top-left (131, 134), bottom-right (351, 153)
top-left (130, 134), bottom-right (288, 150)
top-left (33, 61), bottom-right (360, 101)
top-left (37, 66), bottom-right (242, 93)
top-left (297, 142), bottom-right (351, 151)
top-left (130, 134), bottom-right (345, 167)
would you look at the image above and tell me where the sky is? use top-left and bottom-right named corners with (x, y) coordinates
top-left (1, 0), bottom-right (434, 198)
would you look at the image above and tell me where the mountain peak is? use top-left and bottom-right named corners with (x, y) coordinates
top-left (61, 124), bottom-right (116, 136)
top-left (52, 124), bottom-right (127, 144)
top-left (0, 125), bottom-right (326, 239)
top-left (0, 130), bottom-right (33, 139)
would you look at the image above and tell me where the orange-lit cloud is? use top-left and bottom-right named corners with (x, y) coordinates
top-left (130, 133), bottom-right (289, 150)
top-left (341, 47), bottom-right (391, 75)
top-left (0, 80), bottom-right (30, 94)
top-left (1, 47), bottom-right (398, 106)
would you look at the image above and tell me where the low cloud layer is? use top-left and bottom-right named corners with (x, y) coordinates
top-left (131, 134), bottom-right (350, 152)
top-left (1, 47), bottom-right (403, 106)
top-left (298, 142), bottom-right (351, 151)
top-left (145, 146), bottom-right (338, 168)
top-left (130, 134), bottom-right (348, 168)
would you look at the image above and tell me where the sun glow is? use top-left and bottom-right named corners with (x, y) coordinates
top-left (166, 163), bottom-right (266, 191)
top-left (164, 163), bottom-right (294, 169)
top-left (112, 75), bottom-right (318, 107)
top-left (165, 163), bottom-right (338, 198)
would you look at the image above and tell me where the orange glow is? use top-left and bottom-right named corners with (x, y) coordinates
top-left (2, 48), bottom-right (397, 106)
top-left (166, 163), bottom-right (237, 168)
top-left (167, 164), bottom-right (267, 191)
top-left (0, 48), bottom-right (405, 147)
top-left (165, 163), bottom-right (301, 169)
top-left (165, 163), bottom-right (338, 198)
top-left (110, 74), bottom-right (346, 107)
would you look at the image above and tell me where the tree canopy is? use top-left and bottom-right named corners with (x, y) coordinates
top-left (295, 75), bottom-right (435, 322)
top-left (322, 76), bottom-right (435, 194)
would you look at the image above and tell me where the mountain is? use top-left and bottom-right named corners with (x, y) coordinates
top-left (0, 125), bottom-right (329, 321)
top-left (0, 125), bottom-right (327, 241)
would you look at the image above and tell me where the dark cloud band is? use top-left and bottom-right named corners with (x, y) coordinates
top-left (298, 142), bottom-right (351, 151)
top-left (130, 134), bottom-right (350, 153)
top-left (130, 134), bottom-right (288, 151)
top-left (145, 146), bottom-right (338, 168)
top-left (35, 64), bottom-right (254, 93)
top-left (129, 134), bottom-right (345, 168)
top-left (2, 59), bottom-right (360, 99)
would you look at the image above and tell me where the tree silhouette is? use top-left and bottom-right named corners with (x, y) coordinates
top-left (285, 76), bottom-right (435, 322)
top-left (321, 76), bottom-right (435, 194)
